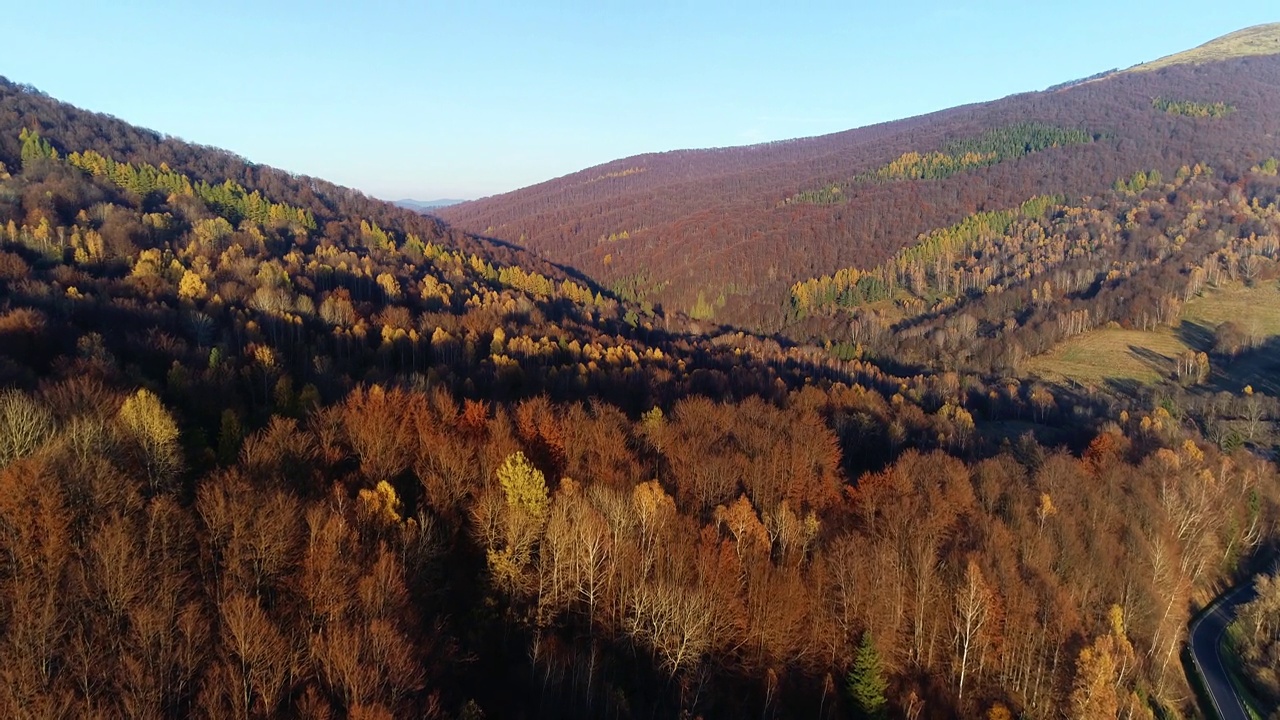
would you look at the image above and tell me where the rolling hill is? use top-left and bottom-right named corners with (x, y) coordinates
top-left (440, 26), bottom-right (1280, 332)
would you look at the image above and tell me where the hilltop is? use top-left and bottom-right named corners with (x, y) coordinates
top-left (1127, 22), bottom-right (1280, 72)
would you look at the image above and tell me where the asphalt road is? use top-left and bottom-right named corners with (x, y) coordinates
top-left (1189, 580), bottom-right (1260, 720)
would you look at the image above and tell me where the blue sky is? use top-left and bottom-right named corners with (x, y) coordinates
top-left (2, 2), bottom-right (1275, 200)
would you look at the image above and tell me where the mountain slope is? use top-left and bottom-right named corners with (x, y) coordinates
top-left (441, 43), bottom-right (1280, 331)
top-left (0, 79), bottom-right (562, 283)
top-left (1, 64), bottom-right (1279, 720)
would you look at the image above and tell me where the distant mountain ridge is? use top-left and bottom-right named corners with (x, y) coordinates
top-left (393, 198), bottom-right (467, 211)
top-left (439, 26), bottom-right (1280, 332)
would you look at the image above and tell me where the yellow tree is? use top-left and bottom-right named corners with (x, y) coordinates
top-left (1069, 634), bottom-right (1120, 720)
top-left (117, 388), bottom-right (182, 492)
top-left (497, 451), bottom-right (549, 520)
top-left (480, 451), bottom-right (550, 593)
top-left (178, 269), bottom-right (208, 301)
top-left (356, 481), bottom-right (403, 527)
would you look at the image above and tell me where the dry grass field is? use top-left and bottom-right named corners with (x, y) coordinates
top-left (1181, 282), bottom-right (1280, 336)
top-left (1026, 282), bottom-right (1280, 389)
top-left (1026, 327), bottom-right (1186, 385)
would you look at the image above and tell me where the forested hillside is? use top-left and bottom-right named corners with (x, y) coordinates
top-left (792, 162), bottom-right (1280, 373)
top-left (441, 48), bottom-right (1280, 332)
top-left (0, 57), bottom-right (1278, 720)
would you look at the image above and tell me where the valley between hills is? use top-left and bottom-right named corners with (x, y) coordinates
top-left (1, 22), bottom-right (1280, 720)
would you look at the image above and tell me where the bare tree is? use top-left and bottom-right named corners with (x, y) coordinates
top-left (953, 559), bottom-right (993, 703)
top-left (0, 390), bottom-right (55, 467)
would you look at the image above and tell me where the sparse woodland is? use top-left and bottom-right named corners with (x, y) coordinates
top-left (0, 62), bottom-right (1278, 720)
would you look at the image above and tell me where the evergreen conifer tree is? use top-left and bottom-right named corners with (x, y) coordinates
top-left (847, 632), bottom-right (888, 719)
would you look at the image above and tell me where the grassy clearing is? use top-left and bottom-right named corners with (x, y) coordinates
top-left (1026, 327), bottom-right (1185, 385)
top-left (1026, 282), bottom-right (1280, 389)
top-left (1186, 283), bottom-right (1280, 396)
top-left (1183, 283), bottom-right (1280, 336)
top-left (1127, 23), bottom-right (1280, 73)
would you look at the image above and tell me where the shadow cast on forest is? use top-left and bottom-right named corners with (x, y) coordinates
top-left (1208, 334), bottom-right (1280, 396)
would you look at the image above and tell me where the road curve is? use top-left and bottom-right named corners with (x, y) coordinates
top-left (1188, 580), bottom-right (1259, 720)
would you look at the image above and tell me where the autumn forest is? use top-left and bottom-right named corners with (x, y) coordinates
top-left (2, 23), bottom-right (1280, 720)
